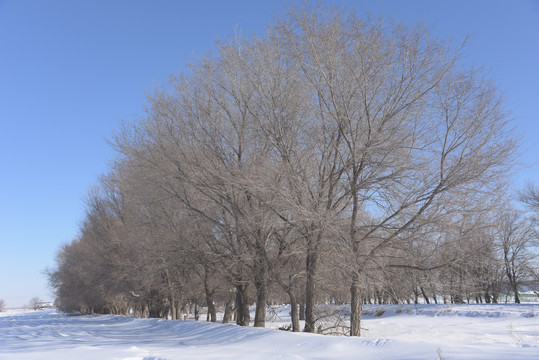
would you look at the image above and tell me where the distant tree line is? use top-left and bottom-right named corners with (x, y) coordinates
top-left (47, 4), bottom-right (537, 336)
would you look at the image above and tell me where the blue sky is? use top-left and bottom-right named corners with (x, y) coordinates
top-left (0, 0), bottom-right (538, 308)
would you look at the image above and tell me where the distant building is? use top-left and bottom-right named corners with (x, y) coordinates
top-left (35, 301), bottom-right (54, 309)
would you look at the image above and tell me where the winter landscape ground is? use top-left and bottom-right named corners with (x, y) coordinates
top-left (1, 303), bottom-right (539, 359)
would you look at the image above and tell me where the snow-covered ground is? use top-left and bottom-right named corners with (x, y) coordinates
top-left (1, 303), bottom-right (538, 359)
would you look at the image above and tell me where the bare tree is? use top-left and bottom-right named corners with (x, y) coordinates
top-left (49, 2), bottom-right (518, 338)
top-left (497, 211), bottom-right (537, 303)
top-left (277, 4), bottom-right (515, 335)
top-left (29, 297), bottom-right (42, 310)
top-left (0, 299), bottom-right (5, 312)
top-left (520, 184), bottom-right (539, 211)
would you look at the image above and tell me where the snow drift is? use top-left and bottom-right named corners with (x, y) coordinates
top-left (1, 304), bottom-right (538, 359)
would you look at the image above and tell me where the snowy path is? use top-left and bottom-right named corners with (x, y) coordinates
top-left (1, 305), bottom-right (538, 359)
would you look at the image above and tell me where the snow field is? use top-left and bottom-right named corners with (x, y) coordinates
top-left (1, 303), bottom-right (538, 359)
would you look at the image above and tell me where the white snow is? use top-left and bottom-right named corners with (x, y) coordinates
top-left (1, 303), bottom-right (538, 359)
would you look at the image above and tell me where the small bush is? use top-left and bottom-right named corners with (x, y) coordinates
top-left (375, 309), bottom-right (386, 317)
top-left (278, 324), bottom-right (291, 331)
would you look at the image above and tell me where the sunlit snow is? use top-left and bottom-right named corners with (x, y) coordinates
top-left (1, 303), bottom-right (538, 359)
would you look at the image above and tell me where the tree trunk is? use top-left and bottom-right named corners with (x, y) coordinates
top-left (513, 284), bottom-right (520, 304)
top-left (506, 266), bottom-right (521, 304)
top-left (253, 264), bottom-right (268, 327)
top-left (170, 297), bottom-right (176, 320)
top-left (223, 292), bottom-right (235, 324)
top-left (484, 287), bottom-right (491, 304)
top-left (235, 283), bottom-right (250, 326)
top-left (143, 302), bottom-right (149, 318)
top-left (420, 286), bottom-right (430, 304)
top-left (287, 289), bottom-right (300, 332)
top-left (304, 239), bottom-right (319, 333)
top-left (299, 302), bottom-right (305, 321)
top-left (350, 273), bottom-right (362, 337)
top-left (254, 287), bottom-right (267, 327)
top-left (204, 269), bottom-right (217, 322)
top-left (413, 288), bottom-right (419, 305)
top-left (176, 301), bottom-right (183, 320)
top-left (304, 267), bottom-right (316, 332)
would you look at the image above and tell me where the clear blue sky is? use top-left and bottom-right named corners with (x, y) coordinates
top-left (1, 0), bottom-right (538, 308)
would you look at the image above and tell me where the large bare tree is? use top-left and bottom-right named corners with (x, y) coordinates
top-left (274, 5), bottom-right (515, 335)
top-left (50, 3), bottom-right (517, 337)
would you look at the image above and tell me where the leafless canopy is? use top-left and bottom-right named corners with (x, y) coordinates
top-left (48, 3), bottom-right (524, 337)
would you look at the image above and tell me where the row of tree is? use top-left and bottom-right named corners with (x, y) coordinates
top-left (47, 5), bottom-right (537, 336)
